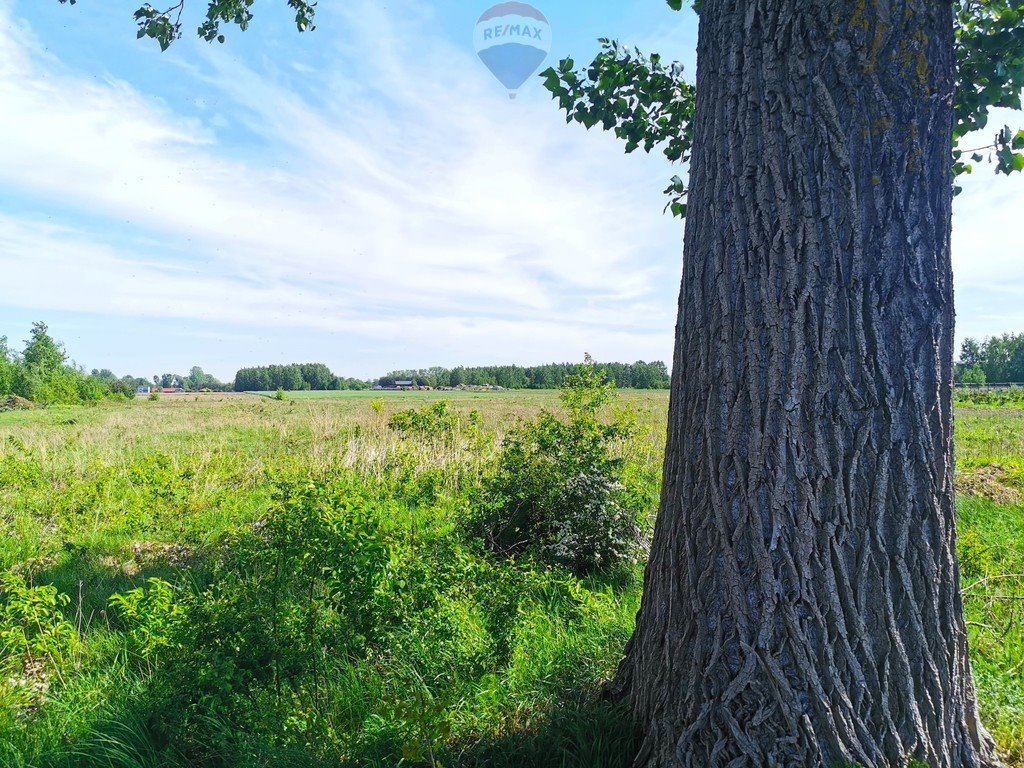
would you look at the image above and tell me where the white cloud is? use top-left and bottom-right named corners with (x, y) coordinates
top-left (2, 0), bottom-right (1019, 377)
top-left (952, 107), bottom-right (1024, 348)
top-left (0, 0), bottom-right (683, 373)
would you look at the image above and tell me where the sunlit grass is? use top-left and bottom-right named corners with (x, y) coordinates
top-left (1, 392), bottom-right (1021, 765)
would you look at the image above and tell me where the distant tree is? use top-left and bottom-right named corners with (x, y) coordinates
top-left (958, 365), bottom-right (988, 384)
top-left (957, 333), bottom-right (1024, 383)
top-left (187, 366), bottom-right (206, 391)
top-left (22, 322), bottom-right (66, 374)
top-left (960, 338), bottom-right (985, 368)
top-left (0, 336), bottom-right (14, 396)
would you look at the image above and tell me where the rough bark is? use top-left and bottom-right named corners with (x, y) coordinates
top-left (613, 1), bottom-right (1001, 766)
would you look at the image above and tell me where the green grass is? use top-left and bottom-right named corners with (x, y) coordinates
top-left (0, 392), bottom-right (1022, 766)
top-left (0, 391), bottom-right (653, 767)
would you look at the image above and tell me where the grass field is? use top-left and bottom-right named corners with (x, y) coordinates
top-left (1, 390), bottom-right (1022, 766)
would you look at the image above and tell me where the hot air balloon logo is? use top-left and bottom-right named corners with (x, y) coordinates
top-left (473, 3), bottom-right (551, 99)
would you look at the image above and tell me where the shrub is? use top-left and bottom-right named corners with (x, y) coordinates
top-left (0, 574), bottom-right (77, 670)
top-left (155, 480), bottom-right (393, 745)
top-left (474, 364), bottom-right (646, 575)
top-left (0, 574), bottom-right (78, 713)
top-left (274, 387), bottom-right (286, 401)
top-left (107, 379), bottom-right (138, 400)
top-left (389, 400), bottom-right (484, 444)
top-left (109, 578), bottom-right (184, 661)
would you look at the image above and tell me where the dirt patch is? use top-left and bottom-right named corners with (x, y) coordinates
top-left (957, 464), bottom-right (1024, 506)
top-left (10, 553), bottom-right (59, 577)
top-left (95, 542), bottom-right (195, 578)
top-left (0, 394), bottom-right (34, 412)
top-left (130, 541), bottom-right (195, 567)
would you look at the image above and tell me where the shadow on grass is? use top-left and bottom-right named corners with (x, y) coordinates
top-left (28, 543), bottom-right (215, 630)
top-left (19, 545), bottom-right (637, 767)
top-left (451, 697), bottom-right (637, 768)
top-left (29, 687), bottom-right (636, 768)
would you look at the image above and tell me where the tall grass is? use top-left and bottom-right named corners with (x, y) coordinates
top-left (1, 393), bottom-right (1022, 766)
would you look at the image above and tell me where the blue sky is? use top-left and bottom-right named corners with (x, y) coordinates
top-left (0, 1), bottom-right (1020, 381)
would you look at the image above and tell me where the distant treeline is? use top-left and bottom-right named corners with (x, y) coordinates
top-left (148, 368), bottom-right (231, 392)
top-left (956, 334), bottom-right (1024, 384)
top-left (232, 360), bottom-right (671, 392)
top-left (233, 364), bottom-right (371, 392)
top-left (378, 361), bottom-right (670, 390)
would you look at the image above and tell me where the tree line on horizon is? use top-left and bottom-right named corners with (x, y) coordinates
top-left (0, 322), bottom-right (671, 399)
top-left (955, 333), bottom-right (1024, 384)
top-left (233, 364), bottom-right (370, 392)
top-left (9, 320), bottom-right (1024, 401)
top-left (232, 360), bottom-right (671, 392)
top-left (377, 361), bottom-right (671, 390)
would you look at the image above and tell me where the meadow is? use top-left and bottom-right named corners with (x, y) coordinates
top-left (0, 387), bottom-right (1022, 767)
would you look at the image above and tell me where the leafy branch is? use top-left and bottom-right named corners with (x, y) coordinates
top-left (541, 40), bottom-right (695, 218)
top-left (57, 0), bottom-right (316, 52)
top-left (541, 0), bottom-right (1024, 217)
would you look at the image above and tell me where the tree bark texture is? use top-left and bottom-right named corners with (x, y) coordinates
top-left (614, 1), bottom-right (1000, 766)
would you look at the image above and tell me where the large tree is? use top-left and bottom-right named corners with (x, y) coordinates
top-left (53, 0), bottom-right (1024, 764)
top-left (543, 1), bottom-right (1022, 766)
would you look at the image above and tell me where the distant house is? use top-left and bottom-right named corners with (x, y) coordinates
top-left (395, 380), bottom-right (414, 388)
top-left (162, 387), bottom-right (185, 394)
top-left (137, 386), bottom-right (151, 394)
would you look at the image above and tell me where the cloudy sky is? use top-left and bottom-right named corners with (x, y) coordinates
top-left (0, 1), bottom-right (1020, 381)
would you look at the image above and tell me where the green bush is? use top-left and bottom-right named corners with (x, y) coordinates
top-left (0, 573), bottom-right (78, 714)
top-left (474, 365), bottom-right (646, 575)
top-left (107, 378), bottom-right (138, 400)
top-left (153, 480), bottom-right (392, 748)
top-left (109, 578), bottom-right (184, 661)
top-left (388, 400), bottom-right (483, 444)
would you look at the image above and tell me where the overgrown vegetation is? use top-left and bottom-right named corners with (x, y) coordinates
top-left (474, 365), bottom-right (651, 575)
top-left (0, 368), bottom-right (657, 767)
top-left (1, 377), bottom-right (1023, 765)
top-left (956, 385), bottom-right (1024, 408)
top-left (0, 322), bottom-right (136, 406)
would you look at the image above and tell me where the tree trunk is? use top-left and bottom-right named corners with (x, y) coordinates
top-left (613, 1), bottom-right (1001, 766)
